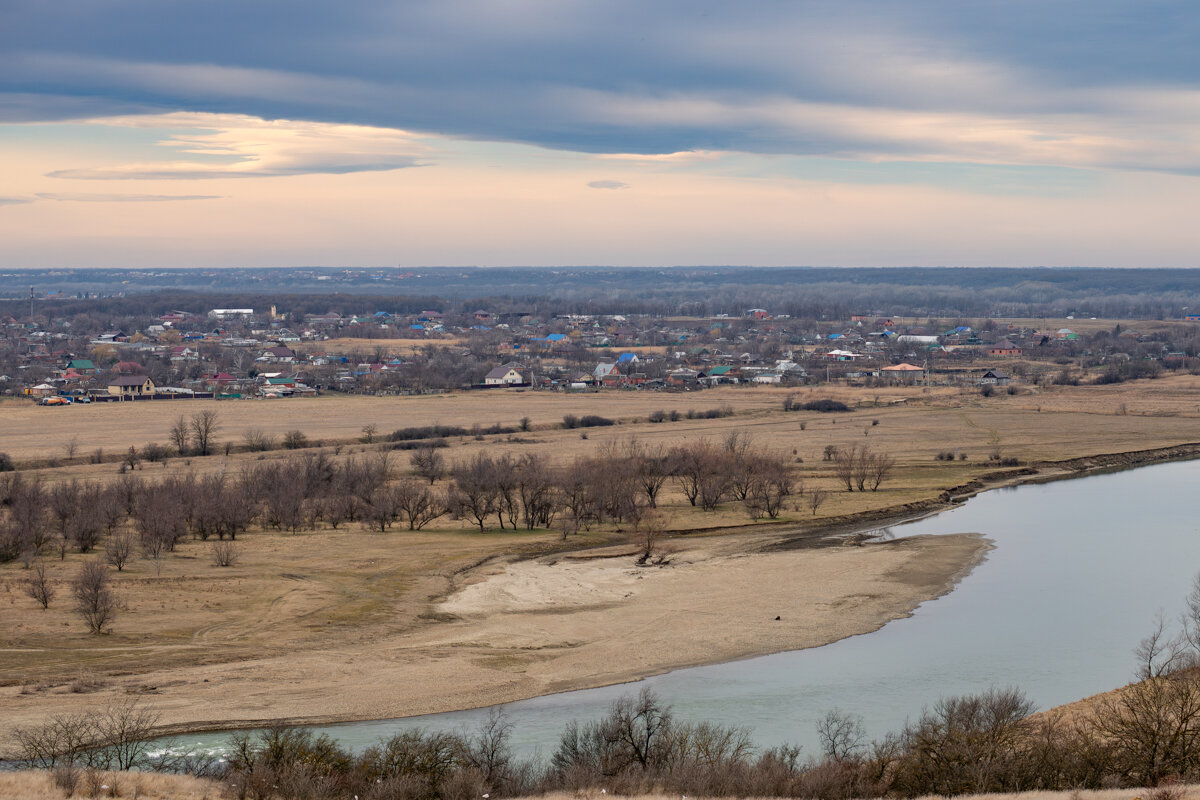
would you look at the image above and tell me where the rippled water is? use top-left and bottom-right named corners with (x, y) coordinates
top-left (157, 459), bottom-right (1200, 760)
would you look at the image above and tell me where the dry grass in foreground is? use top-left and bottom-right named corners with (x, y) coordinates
top-left (537, 790), bottom-right (1193, 800)
top-left (0, 769), bottom-right (223, 800)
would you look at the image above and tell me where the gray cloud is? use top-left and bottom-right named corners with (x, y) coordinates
top-left (36, 192), bottom-right (222, 201)
top-left (3, 1), bottom-right (1199, 171)
top-left (587, 180), bottom-right (628, 190)
top-left (0, 196), bottom-right (35, 206)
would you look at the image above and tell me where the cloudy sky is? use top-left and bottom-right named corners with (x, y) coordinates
top-left (2, 1), bottom-right (1198, 268)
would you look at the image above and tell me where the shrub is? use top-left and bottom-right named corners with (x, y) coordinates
top-left (0, 451), bottom-right (14, 471)
top-left (283, 430), bottom-right (309, 450)
top-left (141, 442), bottom-right (171, 462)
top-left (802, 399), bottom-right (851, 412)
top-left (647, 409), bottom-right (667, 423)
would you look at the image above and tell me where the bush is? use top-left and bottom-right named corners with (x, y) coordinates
top-left (0, 451), bottom-right (13, 471)
top-left (141, 442), bottom-right (171, 462)
top-left (282, 430), bottom-right (309, 450)
top-left (647, 409), bottom-right (667, 423)
top-left (802, 399), bottom-right (851, 412)
top-left (391, 423), bottom-right (515, 441)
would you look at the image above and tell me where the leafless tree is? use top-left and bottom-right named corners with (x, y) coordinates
top-left (72, 560), bottom-right (117, 634)
top-left (360, 423), bottom-right (379, 444)
top-left (362, 484), bottom-right (401, 532)
top-left (817, 708), bottom-right (867, 762)
top-left (1135, 611), bottom-right (1188, 680)
top-left (451, 454), bottom-right (500, 530)
top-left (834, 445), bottom-right (859, 492)
top-left (808, 488), bottom-right (829, 516)
top-left (212, 539), bottom-right (238, 567)
top-left (90, 698), bottom-right (162, 770)
top-left (242, 428), bottom-right (275, 452)
top-left (104, 531), bottom-right (134, 571)
top-left (411, 446), bottom-right (446, 484)
top-left (628, 441), bottom-right (671, 508)
top-left (670, 441), bottom-right (715, 507)
top-left (282, 429), bottom-right (309, 450)
top-left (393, 479), bottom-right (445, 530)
top-left (25, 560), bottom-right (55, 608)
top-left (867, 450), bottom-right (896, 492)
top-left (168, 415), bottom-right (190, 455)
top-left (189, 409), bottom-right (220, 456)
top-left (515, 454), bottom-right (558, 530)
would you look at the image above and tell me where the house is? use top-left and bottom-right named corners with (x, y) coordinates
top-left (261, 346), bottom-right (296, 363)
top-left (209, 308), bottom-right (254, 320)
top-left (107, 375), bottom-right (156, 396)
top-left (616, 352), bottom-right (641, 366)
top-left (484, 363), bottom-right (530, 385)
top-left (594, 362), bottom-right (620, 380)
top-left (701, 365), bottom-right (738, 385)
top-left (881, 363), bottom-right (926, 383)
top-left (752, 372), bottom-right (782, 384)
top-left (979, 369), bottom-right (1011, 386)
top-left (988, 339), bottom-right (1021, 357)
top-left (66, 359), bottom-right (96, 375)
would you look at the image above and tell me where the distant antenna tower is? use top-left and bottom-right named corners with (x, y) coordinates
top-left (29, 286), bottom-right (34, 322)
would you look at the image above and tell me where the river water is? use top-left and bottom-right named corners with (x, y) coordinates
top-left (157, 458), bottom-right (1200, 761)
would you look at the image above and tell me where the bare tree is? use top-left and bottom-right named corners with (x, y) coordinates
top-left (104, 531), bottom-right (134, 571)
top-left (72, 560), bottom-right (117, 634)
top-left (1135, 611), bottom-right (1188, 680)
top-left (189, 410), bottom-right (220, 456)
top-left (168, 415), bottom-right (190, 455)
top-left (212, 539), bottom-right (238, 567)
top-left (411, 446), bottom-right (446, 484)
top-left (867, 450), bottom-right (896, 492)
top-left (515, 454), bottom-right (558, 530)
top-left (25, 560), bottom-right (55, 608)
top-left (360, 423), bottom-right (378, 444)
top-left (834, 445), bottom-right (859, 492)
top-left (282, 429), bottom-right (309, 450)
top-left (808, 488), bottom-right (829, 516)
top-left (451, 454), bottom-right (500, 530)
top-left (242, 428), bottom-right (275, 452)
top-left (393, 479), bottom-right (445, 530)
top-left (817, 708), bottom-right (867, 762)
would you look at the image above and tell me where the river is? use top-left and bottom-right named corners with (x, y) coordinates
top-left (156, 458), bottom-right (1200, 761)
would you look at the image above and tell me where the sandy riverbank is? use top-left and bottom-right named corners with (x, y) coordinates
top-left (0, 529), bottom-right (989, 752)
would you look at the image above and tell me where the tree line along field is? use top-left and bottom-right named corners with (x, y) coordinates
top-left (5, 377), bottom-right (1200, 720)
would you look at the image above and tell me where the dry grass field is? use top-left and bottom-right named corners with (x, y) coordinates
top-left (0, 770), bottom-right (224, 800)
top-left (5, 375), bottom-right (1200, 751)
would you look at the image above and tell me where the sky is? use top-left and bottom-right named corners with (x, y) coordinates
top-left (2, 1), bottom-right (1199, 269)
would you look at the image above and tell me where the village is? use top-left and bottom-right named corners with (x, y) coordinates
top-left (0, 298), bottom-right (1185, 405)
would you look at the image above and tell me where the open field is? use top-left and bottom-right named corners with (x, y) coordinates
top-left (6, 376), bottom-right (1200, 751)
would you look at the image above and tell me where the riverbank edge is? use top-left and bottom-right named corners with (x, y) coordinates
top-left (10, 442), bottom-right (1200, 754)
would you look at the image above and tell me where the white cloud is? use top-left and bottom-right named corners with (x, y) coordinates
top-left (587, 180), bottom-right (629, 189)
top-left (46, 112), bottom-right (431, 180)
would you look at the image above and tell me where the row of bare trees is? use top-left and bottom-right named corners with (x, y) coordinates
top-left (831, 445), bottom-right (896, 492)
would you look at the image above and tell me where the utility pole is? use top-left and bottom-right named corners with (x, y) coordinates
top-left (29, 286), bottom-right (34, 324)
